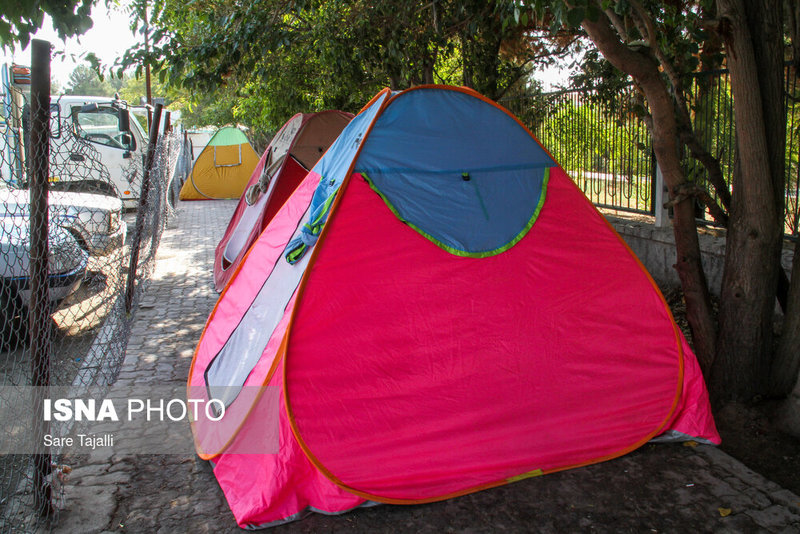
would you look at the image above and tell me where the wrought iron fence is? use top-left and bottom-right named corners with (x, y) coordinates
top-left (503, 86), bottom-right (656, 216)
top-left (784, 67), bottom-right (800, 237)
top-left (0, 41), bottom-right (190, 532)
top-left (501, 64), bottom-right (800, 238)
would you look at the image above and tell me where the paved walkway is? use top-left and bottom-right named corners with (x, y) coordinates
top-left (54, 201), bottom-right (800, 533)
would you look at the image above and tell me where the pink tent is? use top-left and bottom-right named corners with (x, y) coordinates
top-left (213, 111), bottom-right (352, 292)
top-left (188, 86), bottom-right (719, 529)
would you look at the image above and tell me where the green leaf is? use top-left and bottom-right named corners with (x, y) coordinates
top-left (585, 2), bottom-right (602, 21)
top-left (567, 7), bottom-right (585, 27)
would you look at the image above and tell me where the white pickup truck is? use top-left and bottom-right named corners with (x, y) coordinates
top-left (0, 214), bottom-right (88, 346)
top-left (0, 183), bottom-right (126, 256)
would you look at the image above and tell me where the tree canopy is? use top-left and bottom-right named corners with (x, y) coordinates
top-left (0, 0), bottom-right (95, 49)
top-left (64, 64), bottom-right (122, 96)
top-left (115, 0), bottom-right (582, 136)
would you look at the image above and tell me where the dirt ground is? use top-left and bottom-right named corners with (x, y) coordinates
top-left (664, 288), bottom-right (800, 497)
top-left (715, 400), bottom-right (800, 496)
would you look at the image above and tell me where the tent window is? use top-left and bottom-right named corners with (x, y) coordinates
top-left (223, 191), bottom-right (270, 268)
top-left (360, 165), bottom-right (550, 258)
top-left (214, 144), bottom-right (242, 167)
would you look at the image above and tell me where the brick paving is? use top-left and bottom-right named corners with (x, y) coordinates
top-left (52, 200), bottom-right (800, 533)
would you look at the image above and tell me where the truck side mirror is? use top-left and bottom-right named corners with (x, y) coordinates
top-left (119, 108), bottom-right (131, 133)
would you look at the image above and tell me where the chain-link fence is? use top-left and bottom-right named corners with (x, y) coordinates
top-left (0, 41), bottom-right (190, 532)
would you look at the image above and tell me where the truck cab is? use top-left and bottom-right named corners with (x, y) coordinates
top-left (49, 94), bottom-right (148, 208)
top-left (1, 64), bottom-right (147, 209)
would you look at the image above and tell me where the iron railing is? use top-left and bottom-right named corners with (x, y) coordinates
top-left (502, 86), bottom-right (656, 216)
top-left (501, 63), bottom-right (800, 238)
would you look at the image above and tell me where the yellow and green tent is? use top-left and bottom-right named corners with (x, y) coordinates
top-left (179, 126), bottom-right (259, 200)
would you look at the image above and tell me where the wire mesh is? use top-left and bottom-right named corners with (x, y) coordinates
top-left (0, 55), bottom-right (190, 532)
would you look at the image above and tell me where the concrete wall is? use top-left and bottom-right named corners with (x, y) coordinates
top-left (606, 215), bottom-right (795, 295)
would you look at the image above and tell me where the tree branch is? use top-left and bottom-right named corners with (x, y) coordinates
top-left (665, 182), bottom-right (729, 226)
top-left (628, 0), bottom-right (657, 47)
top-left (578, 2), bottom-right (662, 86)
top-left (603, 9), bottom-right (629, 42)
top-left (577, 1), bottom-right (717, 372)
top-left (679, 129), bottom-right (733, 211)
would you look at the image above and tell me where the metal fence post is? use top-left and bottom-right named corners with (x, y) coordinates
top-left (29, 38), bottom-right (53, 517)
top-left (125, 103), bottom-right (162, 313)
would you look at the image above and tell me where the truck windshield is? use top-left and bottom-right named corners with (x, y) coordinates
top-left (72, 106), bottom-right (135, 151)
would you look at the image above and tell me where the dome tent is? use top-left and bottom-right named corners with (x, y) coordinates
top-left (179, 126), bottom-right (260, 200)
top-left (213, 111), bottom-right (352, 292)
top-left (187, 86), bottom-right (719, 529)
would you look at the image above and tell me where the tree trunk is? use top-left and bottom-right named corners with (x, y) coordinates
top-left (786, 0), bottom-right (800, 67)
top-left (712, 0), bottom-right (784, 402)
top-left (772, 0), bottom-right (800, 398)
top-left (458, 0), bottom-right (503, 100)
top-left (579, 14), bottom-right (717, 375)
top-left (743, 0), bottom-right (786, 217)
top-left (462, 29), bottom-right (474, 89)
top-left (773, 240), bottom-right (800, 395)
top-left (422, 47), bottom-right (435, 85)
top-left (776, 360), bottom-right (800, 438)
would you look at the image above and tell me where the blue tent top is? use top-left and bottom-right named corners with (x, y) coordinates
top-left (285, 86), bottom-right (555, 263)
